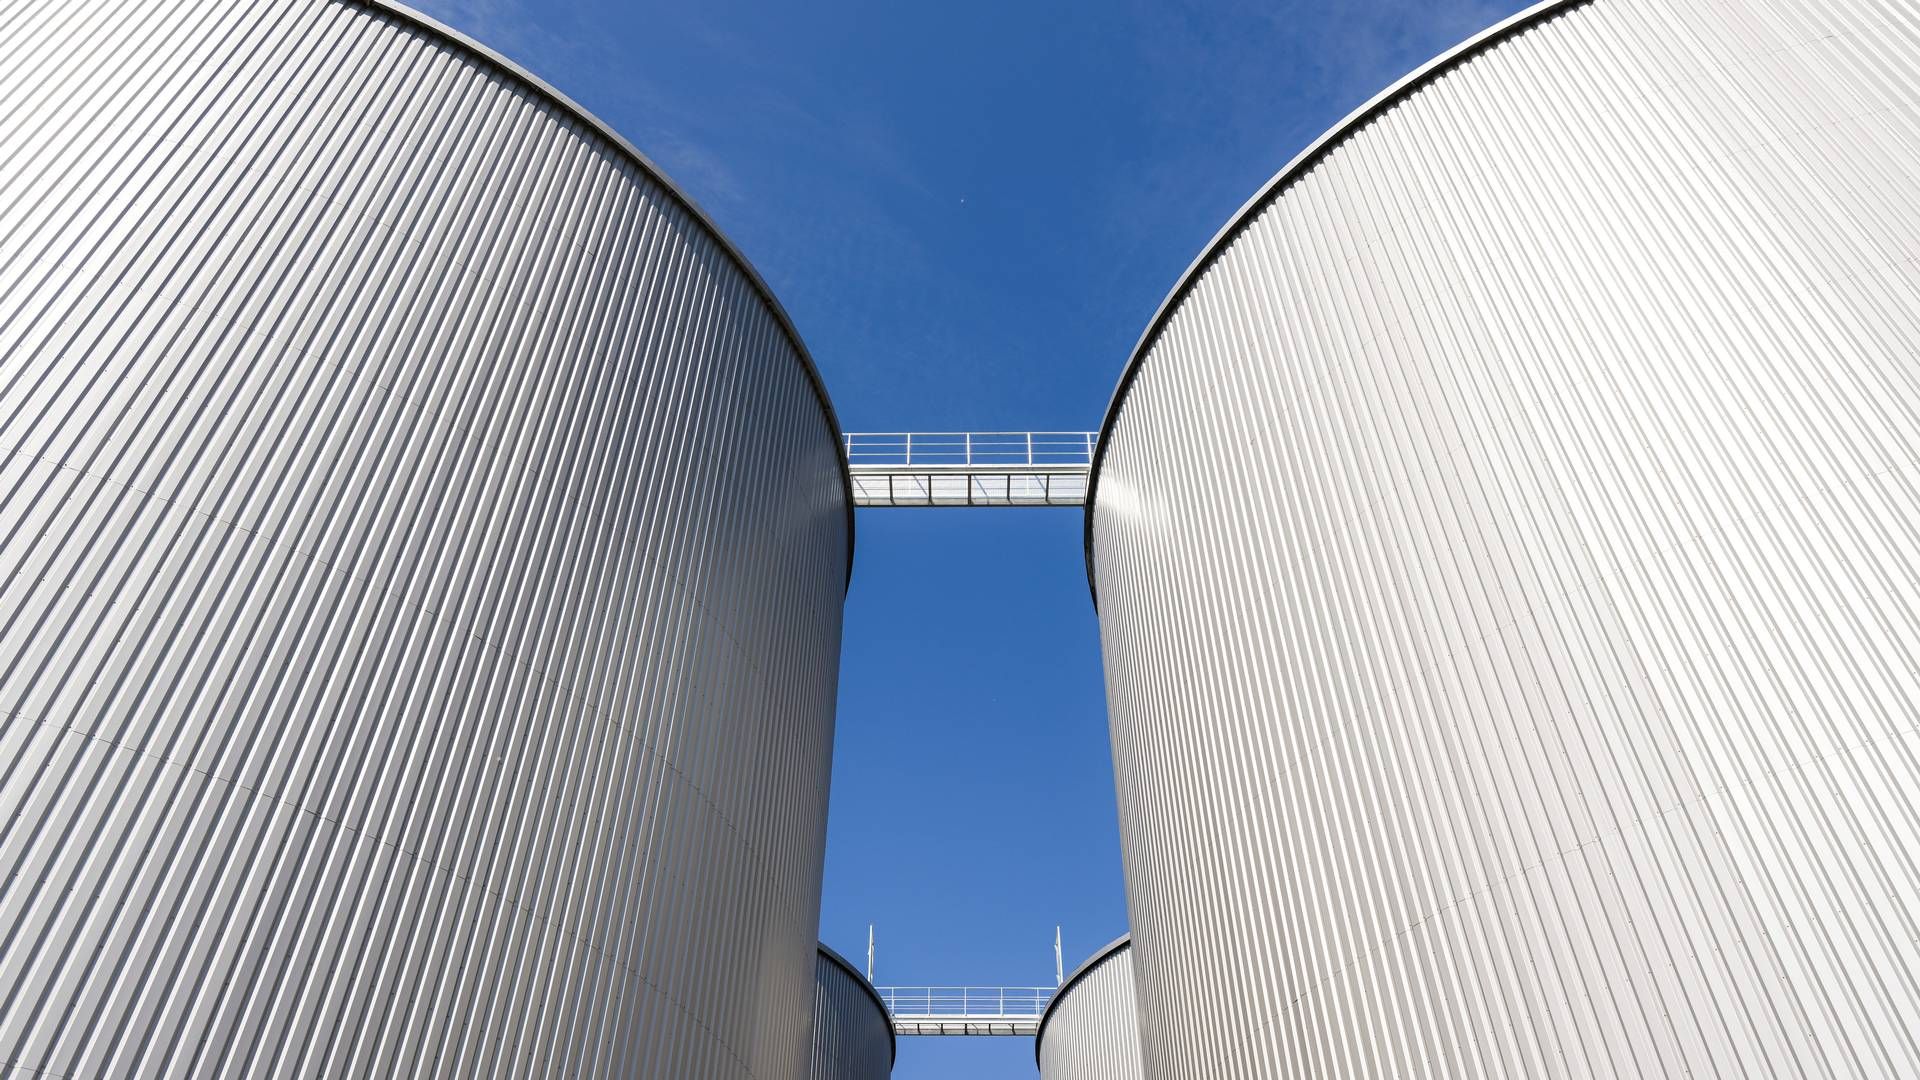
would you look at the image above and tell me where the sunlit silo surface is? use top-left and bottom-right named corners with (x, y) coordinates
top-left (809, 945), bottom-right (894, 1080)
top-left (0, 0), bottom-right (852, 1076)
top-left (1086, 0), bottom-right (1920, 1076)
top-left (1036, 936), bottom-right (1143, 1080)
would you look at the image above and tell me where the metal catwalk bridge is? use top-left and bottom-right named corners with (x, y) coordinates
top-left (873, 986), bottom-right (1053, 1036)
top-left (843, 432), bottom-right (1093, 507)
top-left (863, 929), bottom-right (1065, 1037)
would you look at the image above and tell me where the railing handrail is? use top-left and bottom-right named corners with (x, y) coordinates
top-left (844, 424), bottom-right (1098, 432)
top-left (842, 431), bottom-right (1097, 469)
top-left (870, 985), bottom-right (1055, 1017)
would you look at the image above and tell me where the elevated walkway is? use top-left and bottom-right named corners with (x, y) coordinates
top-left (843, 432), bottom-right (1092, 507)
top-left (874, 986), bottom-right (1053, 1036)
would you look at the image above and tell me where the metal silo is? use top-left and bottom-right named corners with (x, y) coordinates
top-left (1036, 936), bottom-right (1144, 1080)
top-left (1087, 0), bottom-right (1920, 1076)
top-left (0, 1), bottom-right (851, 1077)
top-left (809, 945), bottom-right (894, 1080)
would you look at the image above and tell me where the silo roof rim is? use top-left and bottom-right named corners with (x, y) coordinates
top-left (1033, 932), bottom-right (1132, 1063)
top-left (1081, 0), bottom-right (1591, 605)
top-left (816, 942), bottom-right (898, 1065)
top-left (356, 1), bottom-right (855, 587)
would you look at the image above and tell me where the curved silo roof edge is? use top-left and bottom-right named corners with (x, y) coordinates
top-left (816, 942), bottom-right (897, 1065)
top-left (356, 0), bottom-right (856, 587)
top-left (1033, 932), bottom-right (1132, 1065)
top-left (1082, 0), bottom-right (1592, 606)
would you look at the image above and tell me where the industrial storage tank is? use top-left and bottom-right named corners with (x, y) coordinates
top-left (809, 945), bottom-right (894, 1080)
top-left (1087, 0), bottom-right (1920, 1076)
top-left (1035, 936), bottom-right (1144, 1080)
top-left (0, 1), bottom-right (851, 1077)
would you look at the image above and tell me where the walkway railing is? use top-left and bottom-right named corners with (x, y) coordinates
top-left (842, 432), bottom-right (1094, 507)
top-left (872, 985), bottom-right (1054, 1036)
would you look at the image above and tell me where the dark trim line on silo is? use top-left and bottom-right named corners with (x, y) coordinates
top-left (356, 0), bottom-right (856, 588)
top-left (1033, 933), bottom-right (1132, 1065)
top-left (1081, 0), bottom-right (1592, 606)
top-left (818, 942), bottom-right (898, 1065)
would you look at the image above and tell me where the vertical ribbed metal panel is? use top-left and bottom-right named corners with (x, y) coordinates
top-left (1089, 0), bottom-right (1920, 1076)
top-left (0, 1), bottom-right (850, 1077)
top-left (808, 946), bottom-right (893, 1080)
top-left (1036, 937), bottom-right (1144, 1080)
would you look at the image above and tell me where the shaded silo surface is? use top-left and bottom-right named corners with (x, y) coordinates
top-left (1087, 0), bottom-right (1920, 1076)
top-left (0, 1), bottom-right (851, 1076)
top-left (810, 945), bottom-right (894, 1080)
top-left (1036, 936), bottom-right (1144, 1080)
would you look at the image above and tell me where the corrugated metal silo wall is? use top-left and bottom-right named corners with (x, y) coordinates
top-left (0, 1), bottom-right (850, 1077)
top-left (1036, 938), bottom-right (1144, 1080)
top-left (1089, 0), bottom-right (1920, 1076)
top-left (808, 947), bottom-right (893, 1080)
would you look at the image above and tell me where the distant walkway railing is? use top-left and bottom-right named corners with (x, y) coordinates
top-left (872, 985), bottom-right (1054, 1036)
top-left (842, 432), bottom-right (1094, 507)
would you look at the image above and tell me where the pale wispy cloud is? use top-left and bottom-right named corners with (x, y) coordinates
top-left (1131, 0), bottom-right (1513, 119)
top-left (409, 0), bottom-right (581, 78)
top-left (400, 0), bottom-right (947, 403)
top-left (408, 0), bottom-right (751, 212)
top-left (1086, 0), bottom-right (1523, 311)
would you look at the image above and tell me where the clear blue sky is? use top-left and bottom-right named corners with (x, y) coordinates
top-left (412, 1), bottom-right (1527, 1075)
